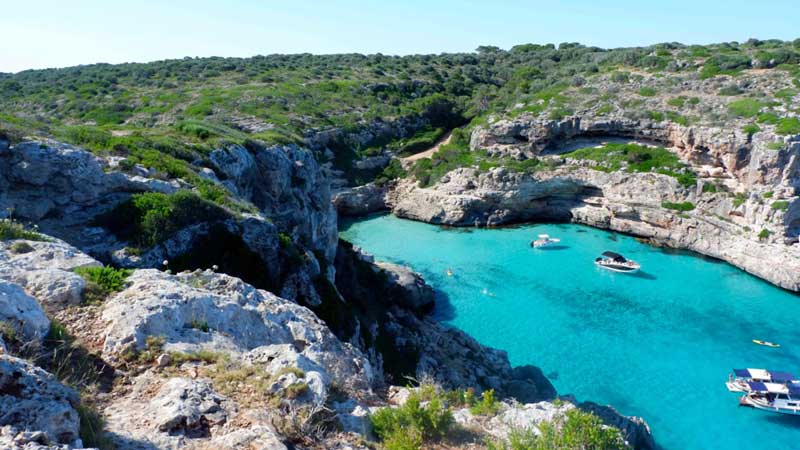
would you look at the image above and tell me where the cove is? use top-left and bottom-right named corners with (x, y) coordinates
top-left (340, 214), bottom-right (800, 450)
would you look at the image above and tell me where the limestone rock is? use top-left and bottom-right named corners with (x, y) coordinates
top-left (374, 261), bottom-right (434, 314)
top-left (150, 378), bottom-right (229, 434)
top-left (332, 183), bottom-right (389, 217)
top-left (0, 355), bottom-right (81, 447)
top-left (101, 269), bottom-right (374, 395)
top-left (0, 281), bottom-right (50, 345)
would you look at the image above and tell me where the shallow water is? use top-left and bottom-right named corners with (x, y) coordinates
top-left (340, 214), bottom-right (800, 450)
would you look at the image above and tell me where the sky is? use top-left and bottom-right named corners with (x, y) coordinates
top-left (1, 0), bottom-right (799, 73)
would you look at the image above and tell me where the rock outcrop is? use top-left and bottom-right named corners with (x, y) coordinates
top-left (0, 355), bottom-right (82, 448)
top-left (390, 114), bottom-right (800, 291)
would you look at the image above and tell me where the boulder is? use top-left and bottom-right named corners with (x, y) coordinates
top-left (0, 355), bottom-right (81, 447)
top-left (0, 282), bottom-right (50, 345)
top-left (100, 269), bottom-right (374, 395)
top-left (374, 262), bottom-right (434, 314)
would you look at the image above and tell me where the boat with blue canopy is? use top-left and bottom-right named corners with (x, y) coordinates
top-left (726, 368), bottom-right (797, 392)
top-left (740, 381), bottom-right (800, 415)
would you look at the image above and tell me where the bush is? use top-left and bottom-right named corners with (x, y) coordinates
top-left (771, 200), bottom-right (790, 210)
top-left (742, 124), bottom-right (761, 135)
top-left (8, 241), bottom-right (35, 254)
top-left (369, 390), bottom-right (454, 450)
top-left (758, 229), bottom-right (772, 240)
top-left (728, 99), bottom-right (763, 118)
top-left (470, 389), bottom-right (500, 416)
top-left (733, 192), bottom-right (748, 207)
top-left (487, 409), bottom-right (626, 450)
top-left (775, 117), bottom-right (800, 135)
top-left (0, 219), bottom-right (47, 241)
top-left (95, 191), bottom-right (229, 248)
top-left (662, 201), bottom-right (695, 212)
top-left (638, 87), bottom-right (657, 97)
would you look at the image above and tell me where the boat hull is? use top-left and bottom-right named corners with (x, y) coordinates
top-left (594, 261), bottom-right (640, 273)
top-left (741, 396), bottom-right (800, 415)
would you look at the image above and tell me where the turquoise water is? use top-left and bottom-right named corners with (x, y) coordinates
top-left (340, 214), bottom-right (800, 450)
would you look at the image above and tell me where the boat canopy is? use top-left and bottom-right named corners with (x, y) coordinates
top-left (768, 371), bottom-right (796, 383)
top-left (734, 368), bottom-right (770, 380)
top-left (538, 234), bottom-right (550, 239)
top-left (601, 251), bottom-right (627, 262)
top-left (788, 383), bottom-right (800, 395)
top-left (747, 381), bottom-right (789, 394)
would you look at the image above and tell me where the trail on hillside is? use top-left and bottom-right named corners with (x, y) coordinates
top-left (402, 130), bottom-right (453, 162)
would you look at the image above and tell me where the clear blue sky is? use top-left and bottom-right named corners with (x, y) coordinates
top-left (2, 0), bottom-right (798, 73)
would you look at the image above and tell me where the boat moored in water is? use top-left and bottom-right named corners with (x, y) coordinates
top-left (726, 368), bottom-right (797, 392)
top-left (739, 381), bottom-right (800, 415)
top-left (752, 339), bottom-right (780, 348)
top-left (531, 234), bottom-right (561, 248)
top-left (594, 251), bottom-right (640, 273)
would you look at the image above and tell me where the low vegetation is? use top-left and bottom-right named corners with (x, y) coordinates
top-left (74, 266), bottom-right (132, 305)
top-left (95, 190), bottom-right (229, 248)
top-left (662, 201), bottom-right (696, 212)
top-left (771, 200), bottom-right (790, 210)
top-left (486, 408), bottom-right (627, 450)
top-left (369, 389), bottom-right (454, 450)
top-left (0, 218), bottom-right (48, 241)
top-left (564, 143), bottom-right (696, 187)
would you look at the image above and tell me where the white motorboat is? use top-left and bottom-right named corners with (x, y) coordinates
top-left (594, 251), bottom-right (640, 273)
top-left (725, 368), bottom-right (795, 392)
top-left (739, 381), bottom-right (800, 415)
top-left (531, 234), bottom-right (561, 248)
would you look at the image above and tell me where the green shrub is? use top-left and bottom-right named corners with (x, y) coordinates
top-left (0, 219), bottom-right (47, 241)
top-left (662, 201), bottom-right (695, 212)
top-left (638, 87), bottom-right (657, 97)
top-left (775, 117), bottom-right (800, 135)
top-left (757, 112), bottom-right (781, 124)
top-left (728, 99), bottom-right (763, 118)
top-left (758, 229), bottom-right (772, 240)
top-left (702, 183), bottom-right (718, 193)
top-left (95, 191), bottom-right (229, 248)
top-left (470, 389), bottom-right (500, 416)
top-left (742, 124), bottom-right (761, 135)
top-left (564, 143), bottom-right (694, 185)
top-left (487, 409), bottom-right (626, 450)
top-left (771, 200), bottom-right (790, 210)
top-left (733, 192), bottom-right (748, 207)
top-left (74, 266), bottom-right (132, 306)
top-left (763, 191), bottom-right (774, 198)
top-left (369, 390), bottom-right (454, 450)
top-left (375, 159), bottom-right (407, 186)
top-left (667, 97), bottom-right (685, 108)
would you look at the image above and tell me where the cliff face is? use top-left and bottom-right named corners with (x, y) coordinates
top-left (390, 116), bottom-right (800, 291)
top-left (0, 137), bottom-right (655, 448)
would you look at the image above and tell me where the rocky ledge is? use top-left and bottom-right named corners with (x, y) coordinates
top-left (0, 237), bottom-right (654, 449)
top-left (386, 115), bottom-right (800, 291)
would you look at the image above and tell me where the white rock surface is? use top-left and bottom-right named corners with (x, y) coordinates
top-left (0, 355), bottom-right (81, 447)
top-left (0, 281), bottom-right (50, 345)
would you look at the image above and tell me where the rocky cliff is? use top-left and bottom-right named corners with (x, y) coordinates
top-left (0, 139), bottom-right (653, 448)
top-left (388, 114), bottom-right (800, 291)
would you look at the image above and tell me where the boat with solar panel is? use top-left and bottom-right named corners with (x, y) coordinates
top-left (726, 368), bottom-right (797, 392)
top-left (594, 251), bottom-right (640, 273)
top-left (739, 381), bottom-right (800, 415)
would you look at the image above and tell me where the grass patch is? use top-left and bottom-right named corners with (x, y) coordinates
top-left (771, 200), bottom-right (790, 210)
top-left (733, 192), bottom-right (748, 207)
top-left (728, 98), bottom-right (763, 118)
top-left (662, 201), bottom-right (695, 212)
top-left (638, 87), bottom-right (657, 97)
top-left (742, 124), bottom-right (761, 135)
top-left (0, 218), bottom-right (47, 241)
top-left (758, 229), bottom-right (772, 240)
top-left (775, 117), bottom-right (800, 135)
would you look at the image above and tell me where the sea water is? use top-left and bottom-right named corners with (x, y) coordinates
top-left (340, 214), bottom-right (800, 450)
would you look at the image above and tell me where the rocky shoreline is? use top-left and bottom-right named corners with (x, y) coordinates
top-left (0, 139), bottom-right (654, 449)
top-left (335, 115), bottom-right (800, 292)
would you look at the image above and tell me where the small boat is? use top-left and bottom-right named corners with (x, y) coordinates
top-left (739, 382), bottom-right (800, 415)
top-left (726, 368), bottom-right (796, 392)
top-left (446, 268), bottom-right (453, 277)
top-left (753, 339), bottom-right (780, 348)
top-left (531, 234), bottom-right (561, 248)
top-left (594, 251), bottom-right (640, 273)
